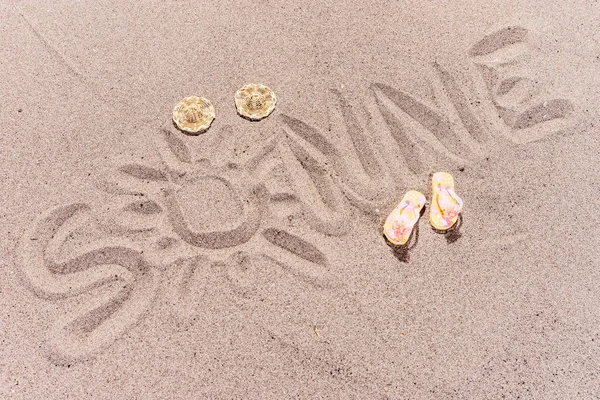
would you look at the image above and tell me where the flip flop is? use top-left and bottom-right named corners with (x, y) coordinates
top-left (383, 190), bottom-right (426, 246)
top-left (429, 172), bottom-right (463, 231)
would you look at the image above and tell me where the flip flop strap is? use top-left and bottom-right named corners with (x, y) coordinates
top-left (436, 187), bottom-right (463, 216)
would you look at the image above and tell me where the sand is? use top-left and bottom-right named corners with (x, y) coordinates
top-left (1, 0), bottom-right (599, 398)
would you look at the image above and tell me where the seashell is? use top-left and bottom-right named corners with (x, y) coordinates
top-left (234, 84), bottom-right (277, 121)
top-left (383, 190), bottom-right (426, 246)
top-left (429, 172), bottom-right (463, 231)
top-left (172, 96), bottom-right (216, 134)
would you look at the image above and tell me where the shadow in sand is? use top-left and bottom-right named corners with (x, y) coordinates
top-left (431, 214), bottom-right (463, 243)
top-left (172, 120), bottom-right (209, 136)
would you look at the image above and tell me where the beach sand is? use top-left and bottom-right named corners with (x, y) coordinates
top-left (1, 0), bottom-right (599, 398)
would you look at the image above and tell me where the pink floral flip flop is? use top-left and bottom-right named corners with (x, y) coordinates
top-left (429, 172), bottom-right (463, 231)
top-left (383, 190), bottom-right (427, 246)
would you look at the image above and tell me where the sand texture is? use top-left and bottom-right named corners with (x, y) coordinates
top-left (1, 0), bottom-right (599, 398)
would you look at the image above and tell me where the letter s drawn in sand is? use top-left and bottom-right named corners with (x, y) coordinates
top-left (18, 204), bottom-right (161, 365)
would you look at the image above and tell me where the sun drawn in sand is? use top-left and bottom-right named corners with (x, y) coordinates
top-left (18, 120), bottom-right (338, 365)
top-left (17, 24), bottom-right (577, 365)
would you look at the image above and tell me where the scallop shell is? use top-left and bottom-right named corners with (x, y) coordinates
top-left (234, 84), bottom-right (277, 120)
top-left (172, 96), bottom-right (216, 134)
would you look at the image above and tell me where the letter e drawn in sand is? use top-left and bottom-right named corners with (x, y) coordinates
top-left (469, 25), bottom-right (576, 144)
